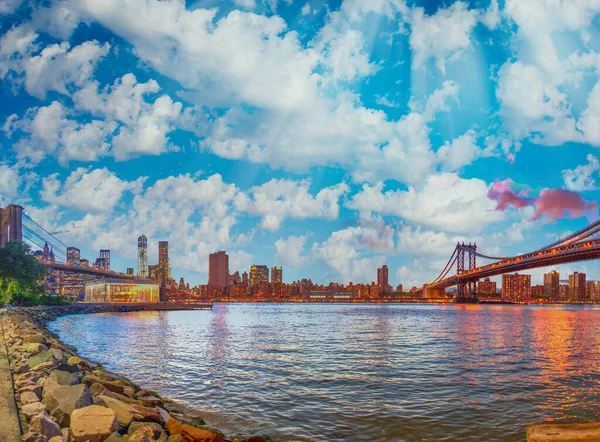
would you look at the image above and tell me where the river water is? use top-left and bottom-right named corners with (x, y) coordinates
top-left (49, 303), bottom-right (600, 441)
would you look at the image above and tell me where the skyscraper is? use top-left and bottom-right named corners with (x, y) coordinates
top-left (138, 235), bottom-right (148, 277)
top-left (100, 250), bottom-right (110, 271)
top-left (208, 251), bottom-right (229, 288)
top-left (544, 270), bottom-right (560, 300)
top-left (271, 266), bottom-right (282, 283)
top-left (242, 271), bottom-right (248, 285)
top-left (502, 273), bottom-right (531, 302)
top-left (250, 265), bottom-right (269, 286)
top-left (158, 241), bottom-right (170, 286)
top-left (377, 265), bottom-right (389, 286)
top-left (569, 272), bottom-right (586, 300)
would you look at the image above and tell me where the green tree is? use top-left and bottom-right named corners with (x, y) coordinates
top-left (0, 241), bottom-right (48, 305)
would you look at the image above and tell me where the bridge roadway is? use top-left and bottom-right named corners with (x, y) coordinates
top-left (427, 238), bottom-right (600, 290)
top-left (42, 261), bottom-right (136, 279)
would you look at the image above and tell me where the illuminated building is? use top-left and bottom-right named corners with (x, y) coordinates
top-left (158, 241), bottom-right (169, 286)
top-left (62, 247), bottom-right (84, 298)
top-left (229, 271), bottom-right (241, 285)
top-left (396, 284), bottom-right (403, 293)
top-left (80, 258), bottom-right (89, 267)
top-left (559, 284), bottom-right (569, 299)
top-left (303, 289), bottom-right (358, 302)
top-left (242, 272), bottom-right (248, 285)
top-left (377, 265), bottom-right (389, 286)
top-left (94, 258), bottom-right (106, 269)
top-left (148, 264), bottom-right (159, 280)
top-left (569, 272), bottom-right (586, 300)
top-left (477, 278), bottom-right (497, 296)
top-left (138, 235), bottom-right (148, 277)
top-left (502, 273), bottom-right (531, 302)
top-left (67, 247), bottom-right (80, 265)
top-left (532, 284), bottom-right (545, 297)
top-left (127, 268), bottom-right (134, 276)
top-left (250, 264), bottom-right (269, 286)
top-left (85, 278), bottom-right (160, 303)
top-left (587, 281), bottom-right (600, 300)
top-left (271, 266), bottom-right (282, 283)
top-left (208, 251), bottom-right (229, 288)
top-left (179, 277), bottom-right (185, 290)
top-left (100, 250), bottom-right (110, 271)
top-left (544, 270), bottom-right (560, 300)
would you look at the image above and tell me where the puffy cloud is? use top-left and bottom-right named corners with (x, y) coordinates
top-left (409, 1), bottom-right (479, 73)
top-left (563, 154), bottom-right (600, 191)
top-left (347, 173), bottom-right (504, 234)
top-left (275, 235), bottom-right (309, 267)
top-left (480, 0), bottom-right (500, 30)
top-left (0, 0), bottom-right (23, 15)
top-left (488, 180), bottom-right (599, 221)
top-left (436, 130), bottom-right (486, 172)
top-left (40, 168), bottom-right (146, 212)
top-left (301, 3), bottom-right (311, 15)
top-left (0, 162), bottom-right (36, 200)
top-left (234, 179), bottom-right (349, 230)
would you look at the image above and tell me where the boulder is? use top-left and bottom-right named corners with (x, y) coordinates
top-left (19, 383), bottom-right (43, 398)
top-left (43, 370), bottom-right (79, 396)
top-left (16, 363), bottom-right (30, 374)
top-left (21, 402), bottom-right (48, 422)
top-left (23, 343), bottom-right (48, 355)
top-left (82, 374), bottom-right (125, 394)
top-left (130, 404), bottom-right (163, 423)
top-left (21, 390), bottom-right (41, 405)
top-left (67, 356), bottom-right (94, 371)
top-left (165, 418), bottom-right (182, 435)
top-left (99, 395), bottom-right (135, 431)
top-left (128, 422), bottom-right (168, 442)
top-left (123, 386), bottom-right (136, 398)
top-left (137, 396), bottom-right (163, 408)
top-left (42, 384), bottom-right (92, 427)
top-left (50, 348), bottom-right (64, 364)
top-left (26, 351), bottom-right (54, 368)
top-left (21, 432), bottom-right (48, 442)
top-left (135, 389), bottom-right (161, 399)
top-left (61, 428), bottom-right (69, 442)
top-left (23, 334), bottom-right (47, 344)
top-left (70, 405), bottom-right (118, 442)
top-left (30, 412), bottom-right (62, 439)
top-left (180, 425), bottom-right (224, 442)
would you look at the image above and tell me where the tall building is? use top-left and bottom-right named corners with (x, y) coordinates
top-left (67, 247), bottom-right (80, 265)
top-left (208, 251), bottom-right (229, 288)
top-left (502, 273), bottom-right (531, 303)
top-left (138, 235), bottom-right (148, 277)
top-left (158, 241), bottom-right (169, 285)
top-left (478, 277), bottom-right (497, 296)
top-left (271, 266), bottom-right (282, 283)
top-left (250, 265), bottom-right (269, 286)
top-left (94, 257), bottom-right (106, 270)
top-left (544, 270), bottom-right (560, 300)
top-left (569, 272), bottom-right (586, 300)
top-left (377, 265), bottom-right (389, 286)
top-left (179, 277), bottom-right (185, 291)
top-left (242, 271), bottom-right (248, 285)
top-left (100, 250), bottom-right (110, 271)
top-left (127, 268), bottom-right (134, 276)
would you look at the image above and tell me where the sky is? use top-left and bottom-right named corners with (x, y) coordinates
top-left (3, 0), bottom-right (600, 287)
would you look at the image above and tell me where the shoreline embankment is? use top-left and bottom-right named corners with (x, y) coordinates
top-left (0, 305), bottom-right (270, 442)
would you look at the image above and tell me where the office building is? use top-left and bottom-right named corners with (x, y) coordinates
top-left (138, 235), bottom-right (148, 277)
top-left (158, 241), bottom-right (169, 285)
top-left (377, 265), bottom-right (389, 286)
top-left (208, 251), bottom-right (229, 288)
top-left (100, 250), bottom-right (110, 271)
top-left (502, 273), bottom-right (531, 303)
top-left (271, 266), bottom-right (282, 283)
top-left (478, 277), bottom-right (497, 296)
top-left (544, 270), bottom-right (560, 300)
top-left (242, 272), bottom-right (249, 285)
top-left (250, 264), bottom-right (269, 286)
top-left (569, 272), bottom-right (586, 300)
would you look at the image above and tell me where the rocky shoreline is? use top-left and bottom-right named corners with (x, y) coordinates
top-left (1, 306), bottom-right (270, 442)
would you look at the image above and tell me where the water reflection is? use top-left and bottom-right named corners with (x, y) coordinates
top-left (49, 304), bottom-right (600, 442)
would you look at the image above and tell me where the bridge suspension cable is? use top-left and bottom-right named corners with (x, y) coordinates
top-left (431, 247), bottom-right (458, 284)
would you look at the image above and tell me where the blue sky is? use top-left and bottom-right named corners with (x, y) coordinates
top-left (3, 0), bottom-right (600, 287)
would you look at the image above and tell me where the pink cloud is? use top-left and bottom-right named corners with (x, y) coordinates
top-left (487, 180), bottom-right (598, 222)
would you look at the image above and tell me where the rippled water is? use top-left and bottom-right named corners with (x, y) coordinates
top-left (48, 303), bottom-right (600, 441)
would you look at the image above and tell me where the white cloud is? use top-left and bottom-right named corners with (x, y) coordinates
top-left (40, 167), bottom-right (146, 213)
top-left (436, 130), bottom-right (485, 172)
top-left (275, 235), bottom-right (309, 267)
top-left (0, 162), bottom-right (36, 200)
top-left (347, 173), bottom-right (504, 234)
top-left (0, 0), bottom-right (23, 15)
top-left (480, 0), bottom-right (500, 30)
top-left (233, 0), bottom-right (256, 9)
top-left (234, 179), bottom-right (349, 230)
top-left (409, 1), bottom-right (479, 73)
top-left (301, 3), bottom-right (311, 15)
top-left (563, 154), bottom-right (600, 191)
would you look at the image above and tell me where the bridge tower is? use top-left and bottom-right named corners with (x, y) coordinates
top-left (455, 242), bottom-right (479, 304)
top-left (0, 204), bottom-right (23, 247)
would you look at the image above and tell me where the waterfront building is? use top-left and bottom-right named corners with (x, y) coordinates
top-left (94, 257), bottom-right (106, 270)
top-left (303, 288), bottom-right (358, 302)
top-left (62, 247), bottom-right (84, 298)
top-left (477, 277), bottom-right (497, 296)
top-left (242, 271), bottom-right (248, 285)
top-left (229, 271), bottom-right (241, 285)
top-left (502, 273), bottom-right (531, 303)
top-left (100, 250), bottom-right (110, 271)
top-left (396, 284), bottom-right (403, 293)
top-left (250, 264), bottom-right (269, 286)
top-left (85, 278), bottom-right (160, 303)
top-left (271, 266), bottom-right (282, 283)
top-left (377, 265), bottom-right (389, 286)
top-left (138, 235), bottom-right (148, 277)
top-left (158, 241), bottom-right (169, 285)
top-left (208, 251), bottom-right (229, 288)
top-left (531, 284), bottom-right (545, 297)
top-left (148, 264), bottom-right (159, 280)
top-left (544, 270), bottom-right (560, 300)
top-left (559, 284), bottom-right (569, 299)
top-left (179, 277), bottom-right (185, 290)
top-left (569, 272), bottom-right (587, 300)
top-left (127, 268), bottom-right (134, 276)
top-left (67, 247), bottom-right (80, 265)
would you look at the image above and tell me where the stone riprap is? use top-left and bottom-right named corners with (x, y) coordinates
top-left (1, 306), bottom-right (270, 442)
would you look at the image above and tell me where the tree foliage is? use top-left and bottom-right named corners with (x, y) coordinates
top-left (0, 241), bottom-right (48, 305)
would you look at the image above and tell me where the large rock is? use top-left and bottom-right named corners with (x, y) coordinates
top-left (27, 351), bottom-right (55, 369)
top-left (179, 425), bottom-right (223, 442)
top-left (67, 356), bottom-right (94, 371)
top-left (130, 404), bottom-right (163, 423)
top-left (82, 374), bottom-right (125, 395)
top-left (23, 334), bottom-right (47, 344)
top-left (21, 390), bottom-right (41, 405)
top-left (42, 384), bottom-right (92, 427)
top-left (165, 418), bottom-right (182, 435)
top-left (44, 370), bottom-right (79, 396)
top-left (128, 422), bottom-right (168, 442)
top-left (99, 395), bottom-right (135, 431)
top-left (30, 412), bottom-right (62, 439)
top-left (21, 402), bottom-right (48, 422)
top-left (23, 343), bottom-right (48, 355)
top-left (21, 432), bottom-right (47, 442)
top-left (70, 405), bottom-right (118, 442)
top-left (19, 383), bottom-right (42, 398)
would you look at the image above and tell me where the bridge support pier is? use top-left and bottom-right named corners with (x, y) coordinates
top-left (0, 204), bottom-right (23, 247)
